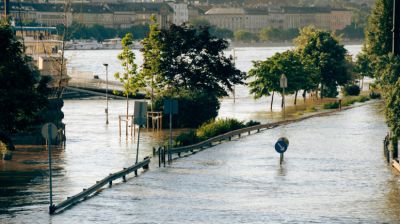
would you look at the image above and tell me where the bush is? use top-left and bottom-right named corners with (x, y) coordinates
top-left (173, 118), bottom-right (260, 147)
top-left (196, 118), bottom-right (245, 140)
top-left (174, 130), bottom-right (199, 147)
top-left (323, 101), bottom-right (340, 109)
top-left (154, 91), bottom-right (220, 128)
top-left (369, 91), bottom-right (381, 99)
top-left (358, 95), bottom-right (370, 102)
top-left (343, 84), bottom-right (361, 96)
top-left (245, 120), bottom-right (261, 127)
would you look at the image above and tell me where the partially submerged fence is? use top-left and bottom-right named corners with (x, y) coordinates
top-left (50, 157), bottom-right (150, 214)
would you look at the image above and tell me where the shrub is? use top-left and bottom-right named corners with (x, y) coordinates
top-left (196, 118), bottom-right (245, 140)
top-left (323, 101), bottom-right (340, 109)
top-left (154, 91), bottom-right (220, 128)
top-left (174, 130), bottom-right (200, 147)
top-left (0, 141), bottom-right (7, 154)
top-left (343, 84), bottom-right (361, 96)
top-left (369, 92), bottom-right (381, 99)
top-left (245, 120), bottom-right (261, 127)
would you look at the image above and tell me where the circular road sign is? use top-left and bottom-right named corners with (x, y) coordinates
top-left (41, 123), bottom-right (58, 140)
top-left (274, 137), bottom-right (289, 153)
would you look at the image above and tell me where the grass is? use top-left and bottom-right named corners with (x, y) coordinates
top-left (323, 95), bottom-right (371, 109)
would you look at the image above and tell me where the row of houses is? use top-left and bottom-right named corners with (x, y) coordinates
top-left (4, 2), bottom-right (186, 29)
top-left (3, 2), bottom-right (352, 33)
top-left (202, 7), bottom-right (352, 33)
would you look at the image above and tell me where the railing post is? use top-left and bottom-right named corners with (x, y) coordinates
top-left (143, 157), bottom-right (149, 169)
top-left (158, 147), bottom-right (161, 167)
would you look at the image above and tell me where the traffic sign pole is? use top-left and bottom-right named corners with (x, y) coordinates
top-left (47, 124), bottom-right (54, 214)
top-left (280, 153), bottom-right (284, 165)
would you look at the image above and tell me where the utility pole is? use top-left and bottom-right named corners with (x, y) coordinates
top-left (103, 63), bottom-right (109, 125)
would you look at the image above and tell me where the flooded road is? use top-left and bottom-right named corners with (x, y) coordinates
top-left (3, 45), bottom-right (400, 223)
top-left (2, 102), bottom-right (400, 223)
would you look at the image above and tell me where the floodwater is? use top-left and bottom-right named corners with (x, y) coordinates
top-left (2, 46), bottom-right (400, 223)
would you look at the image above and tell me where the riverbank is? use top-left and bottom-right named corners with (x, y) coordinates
top-left (228, 39), bottom-right (363, 48)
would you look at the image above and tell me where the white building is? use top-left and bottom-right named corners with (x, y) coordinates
top-left (167, 1), bottom-right (189, 25)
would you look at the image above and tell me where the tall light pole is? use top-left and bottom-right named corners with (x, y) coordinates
top-left (103, 63), bottom-right (109, 125)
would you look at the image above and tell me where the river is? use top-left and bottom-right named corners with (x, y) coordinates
top-left (2, 46), bottom-right (400, 223)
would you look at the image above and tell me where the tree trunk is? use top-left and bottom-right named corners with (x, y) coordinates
top-left (320, 84), bottom-right (324, 99)
top-left (294, 90), bottom-right (298, 105)
top-left (126, 94), bottom-right (129, 137)
top-left (281, 93), bottom-right (284, 108)
top-left (270, 91), bottom-right (274, 111)
top-left (303, 90), bottom-right (306, 103)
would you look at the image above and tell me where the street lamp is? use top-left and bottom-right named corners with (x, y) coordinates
top-left (103, 63), bottom-right (109, 125)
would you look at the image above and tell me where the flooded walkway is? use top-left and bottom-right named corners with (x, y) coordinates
top-left (2, 102), bottom-right (398, 223)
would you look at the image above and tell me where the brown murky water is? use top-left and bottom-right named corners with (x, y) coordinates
top-left (3, 46), bottom-right (400, 223)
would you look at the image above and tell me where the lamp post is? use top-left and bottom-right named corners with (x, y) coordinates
top-left (103, 63), bottom-right (109, 125)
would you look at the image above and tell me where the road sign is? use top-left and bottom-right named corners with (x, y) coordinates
top-left (134, 101), bottom-right (148, 125)
top-left (274, 137), bottom-right (289, 153)
top-left (280, 74), bottom-right (287, 88)
top-left (164, 99), bottom-right (178, 115)
top-left (41, 123), bottom-right (57, 140)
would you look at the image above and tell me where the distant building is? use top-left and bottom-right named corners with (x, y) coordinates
top-left (202, 6), bottom-right (351, 33)
top-left (167, 1), bottom-right (188, 25)
top-left (280, 7), bottom-right (352, 31)
top-left (4, 2), bottom-right (173, 29)
top-left (203, 7), bottom-right (282, 33)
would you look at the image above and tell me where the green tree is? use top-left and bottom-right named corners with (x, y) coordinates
top-left (115, 33), bottom-right (143, 134)
top-left (0, 22), bottom-right (49, 136)
top-left (248, 50), bottom-right (311, 110)
top-left (145, 24), bottom-right (244, 127)
top-left (234, 30), bottom-right (259, 43)
top-left (157, 24), bottom-right (245, 98)
top-left (364, 0), bottom-right (393, 60)
top-left (295, 26), bottom-right (351, 98)
top-left (140, 15), bottom-right (162, 111)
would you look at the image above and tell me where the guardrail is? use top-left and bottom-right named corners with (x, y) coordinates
top-left (166, 106), bottom-right (359, 161)
top-left (50, 157), bottom-right (150, 214)
top-left (167, 120), bottom-right (293, 159)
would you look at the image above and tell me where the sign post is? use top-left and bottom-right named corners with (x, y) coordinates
top-left (280, 74), bottom-right (287, 119)
top-left (134, 101), bottom-right (147, 164)
top-left (274, 137), bottom-right (289, 165)
top-left (164, 99), bottom-right (178, 163)
top-left (41, 122), bottom-right (57, 214)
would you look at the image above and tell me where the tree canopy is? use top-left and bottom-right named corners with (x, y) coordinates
top-left (248, 50), bottom-right (313, 108)
top-left (0, 22), bottom-right (49, 134)
top-left (295, 27), bottom-right (351, 97)
top-left (156, 24), bottom-right (245, 98)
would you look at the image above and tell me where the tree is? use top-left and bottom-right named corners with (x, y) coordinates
top-left (234, 30), bottom-right (259, 43)
top-left (144, 24), bottom-right (244, 127)
top-left (0, 22), bottom-right (49, 136)
top-left (157, 24), bottom-right (245, 98)
top-left (115, 33), bottom-right (143, 135)
top-left (248, 50), bottom-right (311, 110)
top-left (140, 15), bottom-right (162, 111)
top-left (295, 27), bottom-right (351, 98)
top-left (364, 0), bottom-right (393, 60)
